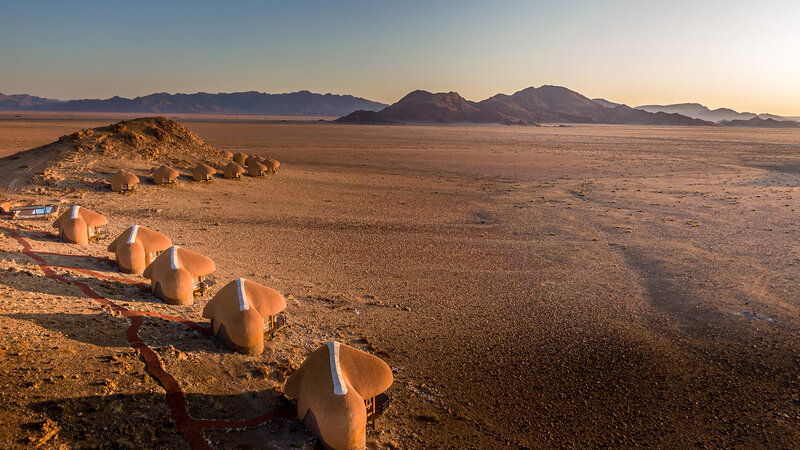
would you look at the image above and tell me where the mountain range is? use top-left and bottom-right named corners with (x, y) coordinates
top-left (2, 87), bottom-right (798, 127)
top-left (594, 99), bottom-right (797, 124)
top-left (0, 91), bottom-right (388, 117)
top-left (337, 86), bottom-right (712, 126)
top-left (718, 117), bottom-right (800, 128)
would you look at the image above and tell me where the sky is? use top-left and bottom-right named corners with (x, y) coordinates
top-left (1, 0), bottom-right (799, 115)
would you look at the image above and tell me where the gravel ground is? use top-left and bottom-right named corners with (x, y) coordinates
top-left (0, 119), bottom-right (799, 448)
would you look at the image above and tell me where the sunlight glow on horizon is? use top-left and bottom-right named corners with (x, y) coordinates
top-left (1, 1), bottom-right (799, 115)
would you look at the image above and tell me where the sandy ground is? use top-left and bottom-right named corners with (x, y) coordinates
top-left (1, 119), bottom-right (800, 448)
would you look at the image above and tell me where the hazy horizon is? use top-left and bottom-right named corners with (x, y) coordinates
top-left (2, 1), bottom-right (799, 115)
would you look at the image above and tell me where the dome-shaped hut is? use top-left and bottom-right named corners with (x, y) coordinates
top-left (223, 162), bottom-right (245, 180)
top-left (142, 245), bottom-right (215, 305)
top-left (284, 342), bottom-right (393, 450)
top-left (109, 170), bottom-right (140, 193)
top-left (107, 225), bottom-right (172, 274)
top-left (192, 163), bottom-right (216, 182)
top-left (265, 158), bottom-right (280, 175)
top-left (152, 165), bottom-right (179, 185)
top-left (232, 152), bottom-right (248, 165)
top-left (244, 154), bottom-right (261, 167)
top-left (52, 205), bottom-right (108, 245)
top-left (247, 161), bottom-right (268, 177)
top-left (202, 278), bottom-right (286, 355)
top-left (221, 150), bottom-right (233, 159)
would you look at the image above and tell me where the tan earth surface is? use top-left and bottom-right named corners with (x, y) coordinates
top-left (1, 117), bottom-right (799, 448)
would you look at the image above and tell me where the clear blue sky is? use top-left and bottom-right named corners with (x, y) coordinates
top-left (2, 0), bottom-right (799, 114)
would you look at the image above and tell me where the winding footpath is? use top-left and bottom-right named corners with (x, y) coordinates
top-left (0, 225), bottom-right (295, 449)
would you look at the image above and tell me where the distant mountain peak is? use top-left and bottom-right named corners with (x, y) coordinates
top-left (592, 98), bottom-right (622, 109)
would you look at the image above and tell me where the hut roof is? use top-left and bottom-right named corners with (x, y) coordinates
top-left (107, 225), bottom-right (171, 254)
top-left (232, 152), bottom-right (248, 164)
top-left (284, 342), bottom-right (393, 401)
top-left (193, 163), bottom-right (216, 176)
top-left (143, 245), bottom-right (215, 279)
top-left (153, 165), bottom-right (179, 180)
top-left (110, 170), bottom-right (139, 185)
top-left (247, 161), bottom-right (267, 176)
top-left (203, 278), bottom-right (286, 320)
top-left (221, 150), bottom-right (233, 158)
top-left (201, 278), bottom-right (286, 350)
top-left (245, 154), bottom-right (261, 166)
top-left (223, 162), bottom-right (245, 177)
top-left (52, 205), bottom-right (108, 229)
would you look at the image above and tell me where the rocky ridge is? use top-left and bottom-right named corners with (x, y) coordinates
top-left (0, 117), bottom-right (227, 193)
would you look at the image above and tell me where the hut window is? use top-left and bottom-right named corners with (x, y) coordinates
top-left (265, 315), bottom-right (275, 331)
top-left (121, 183), bottom-right (129, 190)
top-left (365, 397), bottom-right (375, 415)
top-left (162, 177), bottom-right (170, 183)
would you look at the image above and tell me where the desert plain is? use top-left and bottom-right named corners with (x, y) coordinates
top-left (0, 116), bottom-right (799, 448)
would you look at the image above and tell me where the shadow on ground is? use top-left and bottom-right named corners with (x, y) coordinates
top-left (26, 391), bottom-right (303, 449)
top-left (1, 312), bottom-right (223, 353)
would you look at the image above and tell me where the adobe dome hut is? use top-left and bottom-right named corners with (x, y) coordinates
top-left (284, 342), bottom-right (393, 450)
top-left (107, 225), bottom-right (172, 274)
top-left (247, 161), bottom-right (268, 177)
top-left (201, 278), bottom-right (286, 355)
top-left (244, 154), bottom-right (261, 167)
top-left (265, 158), bottom-right (280, 174)
top-left (192, 163), bottom-right (216, 182)
top-left (223, 162), bottom-right (245, 180)
top-left (152, 165), bottom-right (180, 185)
top-left (221, 150), bottom-right (233, 159)
top-left (142, 245), bottom-right (215, 305)
top-left (109, 170), bottom-right (140, 193)
top-left (232, 152), bottom-right (248, 165)
top-left (52, 205), bottom-right (108, 245)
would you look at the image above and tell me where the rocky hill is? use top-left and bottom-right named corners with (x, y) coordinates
top-left (337, 90), bottom-right (489, 124)
top-left (0, 117), bottom-right (227, 193)
top-left (338, 86), bottom-right (712, 126)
